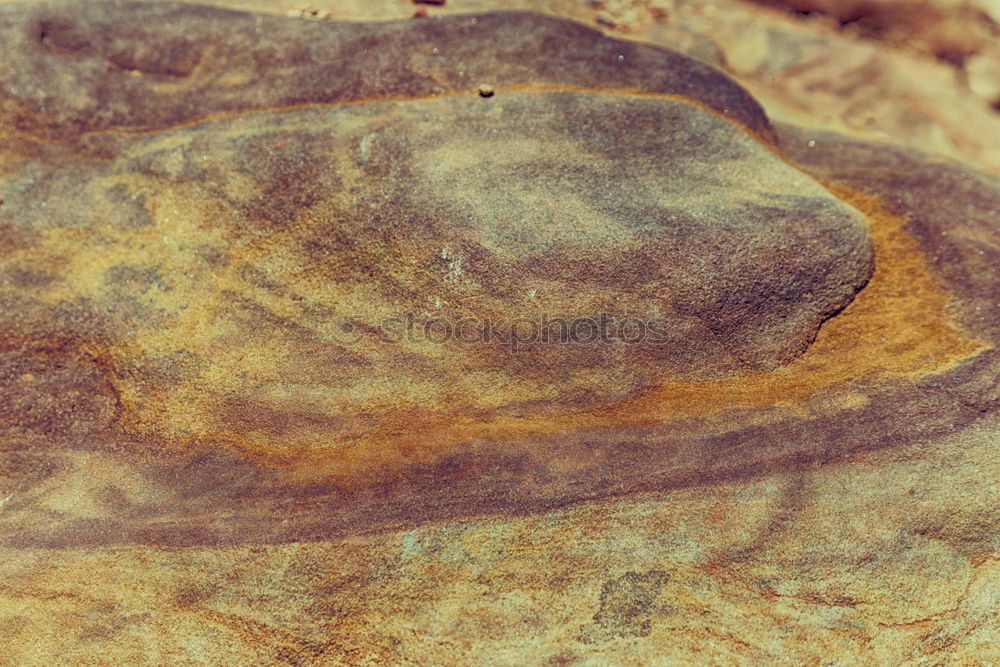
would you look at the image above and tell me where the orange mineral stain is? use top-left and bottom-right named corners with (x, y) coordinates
top-left (9, 88), bottom-right (979, 486)
top-left (277, 184), bottom-right (984, 484)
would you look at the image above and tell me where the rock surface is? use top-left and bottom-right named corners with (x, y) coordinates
top-left (178, 0), bottom-right (1000, 175)
top-left (0, 2), bottom-right (998, 665)
top-left (0, 3), bottom-right (771, 140)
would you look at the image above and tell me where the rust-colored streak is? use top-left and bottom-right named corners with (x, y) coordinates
top-left (0, 86), bottom-right (982, 491)
top-left (274, 185), bottom-right (984, 485)
top-left (3, 7), bottom-right (1000, 663)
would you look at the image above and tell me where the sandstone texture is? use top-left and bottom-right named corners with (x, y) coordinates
top-left (0, 2), bottom-right (998, 665)
top-left (177, 0), bottom-right (1000, 176)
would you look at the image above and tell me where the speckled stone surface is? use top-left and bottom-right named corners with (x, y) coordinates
top-left (0, 3), bottom-right (997, 664)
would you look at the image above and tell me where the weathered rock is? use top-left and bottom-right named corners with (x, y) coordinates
top-left (2, 91), bottom-right (872, 374)
top-left (0, 2), bottom-right (997, 665)
top-left (0, 1), bottom-right (772, 140)
top-left (240, 0), bottom-right (1000, 175)
top-left (0, 4), bottom-right (877, 449)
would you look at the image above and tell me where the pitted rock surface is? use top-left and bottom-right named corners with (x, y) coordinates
top-left (0, 3), bottom-right (997, 665)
